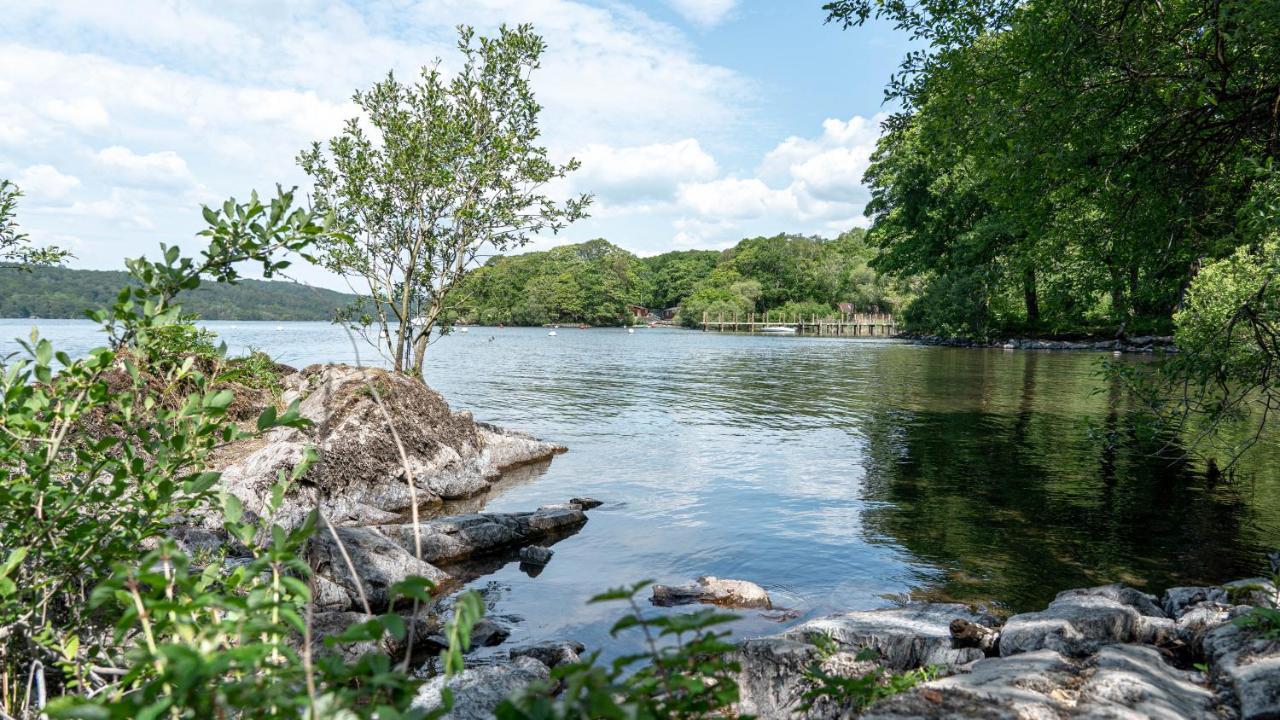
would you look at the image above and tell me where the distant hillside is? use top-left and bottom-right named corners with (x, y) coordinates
top-left (0, 267), bottom-right (357, 321)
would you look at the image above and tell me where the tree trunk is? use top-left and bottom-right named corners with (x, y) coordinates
top-left (1022, 267), bottom-right (1039, 327)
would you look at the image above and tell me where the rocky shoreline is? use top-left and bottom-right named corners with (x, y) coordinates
top-left (902, 333), bottom-right (1178, 354)
top-left (418, 577), bottom-right (1279, 719)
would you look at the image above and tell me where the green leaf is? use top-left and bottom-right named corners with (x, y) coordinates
top-left (183, 471), bottom-right (221, 494)
top-left (256, 405), bottom-right (278, 431)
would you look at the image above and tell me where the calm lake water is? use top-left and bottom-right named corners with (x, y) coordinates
top-left (4, 319), bottom-right (1279, 655)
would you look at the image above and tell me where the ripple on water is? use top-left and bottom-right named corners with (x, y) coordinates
top-left (4, 321), bottom-right (1278, 661)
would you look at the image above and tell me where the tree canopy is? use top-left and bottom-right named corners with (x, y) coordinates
top-left (832, 0), bottom-right (1280, 339)
top-left (457, 230), bottom-right (900, 327)
top-left (300, 25), bottom-right (589, 373)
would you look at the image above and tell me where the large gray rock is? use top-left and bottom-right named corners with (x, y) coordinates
top-left (215, 365), bottom-right (564, 529)
top-left (783, 603), bottom-right (997, 670)
top-left (999, 584), bottom-right (1174, 658)
top-left (1203, 618), bottom-right (1280, 720)
top-left (733, 637), bottom-right (887, 719)
top-left (863, 645), bottom-right (1217, 720)
top-left (375, 505), bottom-right (588, 566)
top-left (1165, 579), bottom-right (1278, 618)
top-left (733, 637), bottom-right (823, 718)
top-left (652, 576), bottom-right (772, 609)
top-left (311, 525), bottom-right (451, 611)
top-left (411, 656), bottom-right (550, 719)
top-left (733, 603), bottom-right (997, 718)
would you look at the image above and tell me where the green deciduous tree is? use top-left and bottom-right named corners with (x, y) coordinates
top-left (0, 180), bottom-right (70, 271)
top-left (832, 0), bottom-right (1280, 339)
top-left (299, 24), bottom-right (590, 375)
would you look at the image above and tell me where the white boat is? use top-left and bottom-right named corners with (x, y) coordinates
top-left (459, 327), bottom-right (469, 333)
top-left (759, 325), bottom-right (796, 335)
top-left (627, 328), bottom-right (635, 334)
top-left (548, 331), bottom-right (557, 336)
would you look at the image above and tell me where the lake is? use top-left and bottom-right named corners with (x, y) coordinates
top-left (4, 318), bottom-right (1279, 656)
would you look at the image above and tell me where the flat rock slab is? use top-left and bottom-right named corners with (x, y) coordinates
top-left (782, 602), bottom-right (998, 671)
top-left (999, 584), bottom-right (1174, 658)
top-left (864, 645), bottom-right (1217, 720)
top-left (376, 505), bottom-right (587, 565)
top-left (652, 576), bottom-right (772, 609)
top-left (411, 656), bottom-right (549, 719)
top-left (733, 603), bottom-right (999, 718)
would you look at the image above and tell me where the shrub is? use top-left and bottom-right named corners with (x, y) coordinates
top-left (0, 188), bottom-right (475, 719)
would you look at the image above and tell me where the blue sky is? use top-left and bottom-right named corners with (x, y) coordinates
top-left (0, 0), bottom-right (913, 289)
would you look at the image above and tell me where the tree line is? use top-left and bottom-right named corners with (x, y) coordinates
top-left (0, 265), bottom-right (357, 321)
top-left (457, 229), bottom-right (901, 327)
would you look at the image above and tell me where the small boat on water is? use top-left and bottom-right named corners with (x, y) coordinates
top-left (459, 327), bottom-right (469, 333)
top-left (759, 325), bottom-right (796, 335)
top-left (548, 331), bottom-right (557, 336)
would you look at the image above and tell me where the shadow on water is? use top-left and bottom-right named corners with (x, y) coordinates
top-left (857, 348), bottom-right (1276, 613)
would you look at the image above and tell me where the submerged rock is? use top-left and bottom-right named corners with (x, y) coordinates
top-left (215, 364), bottom-right (564, 530)
top-left (508, 640), bottom-right (585, 669)
top-left (652, 576), bottom-right (772, 609)
top-left (998, 584), bottom-right (1174, 658)
top-left (518, 545), bottom-right (554, 566)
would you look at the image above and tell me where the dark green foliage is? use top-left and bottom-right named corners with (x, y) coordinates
top-left (676, 229), bottom-right (899, 327)
top-left (643, 250), bottom-right (720, 310)
top-left (0, 266), bottom-right (356, 320)
top-left (460, 239), bottom-right (653, 326)
top-left (832, 0), bottom-right (1280, 339)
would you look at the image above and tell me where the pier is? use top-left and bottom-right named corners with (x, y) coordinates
top-left (701, 310), bottom-right (897, 336)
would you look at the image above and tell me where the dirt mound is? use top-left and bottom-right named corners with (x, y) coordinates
top-left (214, 364), bottom-right (564, 529)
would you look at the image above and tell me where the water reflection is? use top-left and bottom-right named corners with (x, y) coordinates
top-left (858, 348), bottom-right (1269, 612)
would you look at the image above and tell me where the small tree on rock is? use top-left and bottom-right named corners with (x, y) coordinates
top-left (299, 24), bottom-right (590, 374)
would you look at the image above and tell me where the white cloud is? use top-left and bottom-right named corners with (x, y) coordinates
top-left (16, 165), bottom-right (81, 199)
top-left (94, 146), bottom-right (194, 187)
top-left (662, 113), bottom-right (884, 249)
top-left (42, 98), bottom-right (110, 131)
top-left (574, 139), bottom-right (717, 202)
top-left (665, 0), bottom-right (738, 26)
top-left (678, 177), bottom-right (797, 219)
